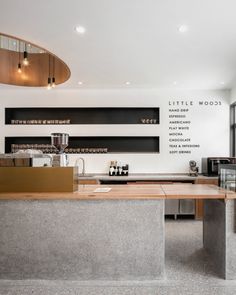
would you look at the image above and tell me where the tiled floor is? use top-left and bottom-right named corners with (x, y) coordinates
top-left (1, 220), bottom-right (236, 295)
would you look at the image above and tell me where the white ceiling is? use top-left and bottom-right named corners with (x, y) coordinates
top-left (1, 0), bottom-right (236, 90)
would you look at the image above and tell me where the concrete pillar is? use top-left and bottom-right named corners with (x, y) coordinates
top-left (203, 199), bottom-right (236, 279)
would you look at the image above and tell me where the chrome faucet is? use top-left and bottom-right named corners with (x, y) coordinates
top-left (76, 157), bottom-right (85, 176)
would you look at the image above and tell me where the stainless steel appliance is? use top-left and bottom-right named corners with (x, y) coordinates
top-left (202, 157), bottom-right (236, 176)
top-left (51, 133), bottom-right (69, 167)
top-left (189, 160), bottom-right (199, 176)
top-left (165, 199), bottom-right (195, 219)
top-left (31, 155), bottom-right (52, 167)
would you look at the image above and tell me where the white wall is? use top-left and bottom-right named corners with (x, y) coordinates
top-left (0, 87), bottom-right (230, 173)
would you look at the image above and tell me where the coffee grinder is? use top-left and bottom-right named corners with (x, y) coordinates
top-left (51, 133), bottom-right (69, 166)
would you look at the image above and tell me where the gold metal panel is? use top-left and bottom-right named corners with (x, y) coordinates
top-left (0, 167), bottom-right (77, 192)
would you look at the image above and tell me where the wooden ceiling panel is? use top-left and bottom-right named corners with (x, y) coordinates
top-left (0, 33), bottom-right (70, 87)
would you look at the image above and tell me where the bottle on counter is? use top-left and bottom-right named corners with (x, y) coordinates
top-left (114, 165), bottom-right (118, 176)
top-left (118, 165), bottom-right (123, 176)
top-left (109, 165), bottom-right (115, 176)
top-left (109, 160), bottom-right (117, 176)
top-left (122, 164), bottom-right (129, 176)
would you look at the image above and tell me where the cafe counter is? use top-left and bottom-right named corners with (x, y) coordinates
top-left (0, 184), bottom-right (234, 281)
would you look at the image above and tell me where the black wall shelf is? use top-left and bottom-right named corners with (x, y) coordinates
top-left (5, 107), bottom-right (160, 125)
top-left (5, 136), bottom-right (159, 154)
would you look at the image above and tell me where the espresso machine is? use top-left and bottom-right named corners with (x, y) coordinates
top-left (51, 133), bottom-right (69, 167)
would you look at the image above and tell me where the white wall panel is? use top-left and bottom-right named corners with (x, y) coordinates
top-left (0, 88), bottom-right (230, 173)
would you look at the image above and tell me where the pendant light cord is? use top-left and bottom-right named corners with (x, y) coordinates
top-left (18, 41), bottom-right (21, 63)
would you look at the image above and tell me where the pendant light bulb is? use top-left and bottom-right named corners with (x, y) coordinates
top-left (52, 77), bottom-right (56, 88)
top-left (17, 41), bottom-right (22, 73)
top-left (47, 77), bottom-right (52, 90)
top-left (23, 51), bottom-right (29, 66)
top-left (17, 63), bottom-right (22, 73)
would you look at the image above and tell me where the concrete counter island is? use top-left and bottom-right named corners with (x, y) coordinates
top-left (0, 184), bottom-right (235, 281)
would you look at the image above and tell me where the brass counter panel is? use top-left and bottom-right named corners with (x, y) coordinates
top-left (0, 167), bottom-right (76, 192)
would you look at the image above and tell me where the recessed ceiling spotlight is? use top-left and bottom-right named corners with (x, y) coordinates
top-left (178, 25), bottom-right (188, 33)
top-left (173, 81), bottom-right (178, 85)
top-left (75, 26), bottom-right (86, 34)
top-left (78, 81), bottom-right (83, 85)
top-left (125, 81), bottom-right (131, 85)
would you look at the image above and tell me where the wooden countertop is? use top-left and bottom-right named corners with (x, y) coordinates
top-left (0, 184), bottom-right (233, 200)
top-left (161, 184), bottom-right (229, 199)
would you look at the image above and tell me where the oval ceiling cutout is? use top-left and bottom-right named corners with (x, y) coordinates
top-left (0, 33), bottom-right (70, 87)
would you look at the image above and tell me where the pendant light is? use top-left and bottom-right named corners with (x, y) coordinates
top-left (17, 63), bottom-right (22, 73)
top-left (52, 77), bottom-right (56, 88)
top-left (17, 41), bottom-right (22, 73)
top-left (47, 54), bottom-right (52, 90)
top-left (23, 43), bottom-right (29, 66)
top-left (51, 56), bottom-right (56, 88)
